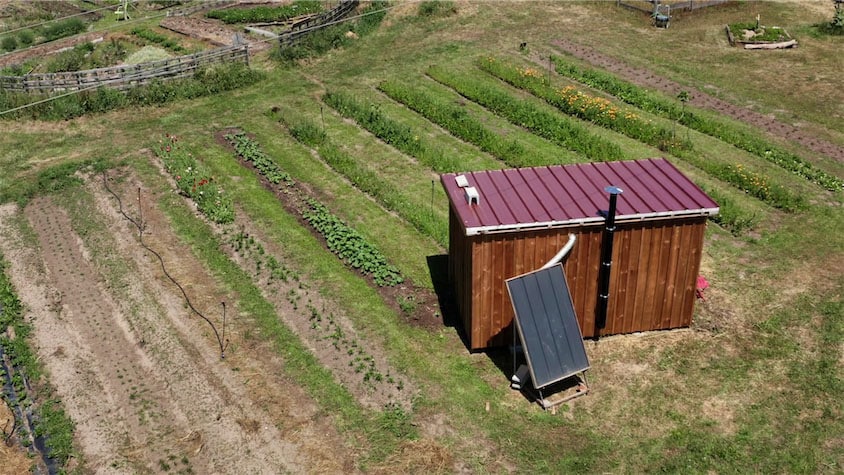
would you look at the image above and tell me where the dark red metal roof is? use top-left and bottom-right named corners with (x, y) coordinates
top-left (442, 159), bottom-right (719, 236)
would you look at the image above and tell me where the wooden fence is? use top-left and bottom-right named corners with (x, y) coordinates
top-left (0, 45), bottom-right (248, 93)
top-left (278, 0), bottom-right (360, 47)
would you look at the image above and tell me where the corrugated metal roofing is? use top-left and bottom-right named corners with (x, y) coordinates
top-left (442, 159), bottom-right (719, 236)
top-left (506, 264), bottom-right (589, 389)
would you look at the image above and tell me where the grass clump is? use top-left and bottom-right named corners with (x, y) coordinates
top-left (130, 27), bottom-right (188, 54)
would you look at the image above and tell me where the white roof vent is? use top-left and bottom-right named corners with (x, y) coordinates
top-left (465, 186), bottom-right (480, 205)
top-left (455, 175), bottom-right (469, 188)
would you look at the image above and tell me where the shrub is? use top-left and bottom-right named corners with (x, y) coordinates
top-left (40, 18), bottom-right (86, 42)
top-left (1, 35), bottom-right (18, 52)
top-left (17, 29), bottom-right (35, 46)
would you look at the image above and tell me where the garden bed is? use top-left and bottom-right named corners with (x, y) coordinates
top-left (726, 22), bottom-right (797, 48)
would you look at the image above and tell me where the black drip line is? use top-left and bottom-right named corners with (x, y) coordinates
top-left (101, 172), bottom-right (229, 359)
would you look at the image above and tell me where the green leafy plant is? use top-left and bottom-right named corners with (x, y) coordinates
top-left (225, 132), bottom-right (294, 186)
top-left (302, 199), bottom-right (403, 286)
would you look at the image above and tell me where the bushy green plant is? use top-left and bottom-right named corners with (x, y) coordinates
top-left (130, 27), bottom-right (188, 53)
top-left (44, 43), bottom-right (90, 73)
top-left (207, 0), bottom-right (322, 23)
top-left (40, 18), bottom-right (86, 42)
top-left (1, 35), bottom-right (18, 52)
top-left (17, 29), bottom-right (35, 46)
top-left (427, 66), bottom-right (623, 162)
top-left (155, 134), bottom-right (235, 224)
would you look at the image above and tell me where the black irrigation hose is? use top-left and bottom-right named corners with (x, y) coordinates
top-left (101, 172), bottom-right (229, 359)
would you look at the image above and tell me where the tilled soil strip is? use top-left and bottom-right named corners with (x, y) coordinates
top-left (552, 38), bottom-right (844, 163)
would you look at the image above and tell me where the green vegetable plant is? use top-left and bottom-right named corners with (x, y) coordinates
top-left (302, 199), bottom-right (403, 287)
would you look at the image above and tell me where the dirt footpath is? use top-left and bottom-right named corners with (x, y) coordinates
top-left (552, 38), bottom-right (844, 163)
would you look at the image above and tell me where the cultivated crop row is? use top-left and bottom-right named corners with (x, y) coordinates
top-left (322, 90), bottom-right (462, 173)
top-left (550, 55), bottom-right (844, 191)
top-left (226, 132), bottom-right (404, 287)
top-left (0, 259), bottom-right (75, 467)
top-left (207, 0), bottom-right (322, 24)
top-left (478, 57), bottom-right (805, 211)
top-left (376, 80), bottom-right (541, 167)
top-left (272, 111), bottom-right (449, 246)
top-left (479, 57), bottom-right (686, 153)
top-left (425, 66), bottom-right (623, 162)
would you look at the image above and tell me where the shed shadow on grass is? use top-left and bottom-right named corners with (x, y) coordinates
top-left (427, 253), bottom-right (524, 384)
top-left (425, 253), bottom-right (471, 347)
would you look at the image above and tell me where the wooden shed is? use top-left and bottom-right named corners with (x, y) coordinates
top-left (442, 158), bottom-right (719, 350)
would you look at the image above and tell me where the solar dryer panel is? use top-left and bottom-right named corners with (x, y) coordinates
top-left (506, 265), bottom-right (589, 390)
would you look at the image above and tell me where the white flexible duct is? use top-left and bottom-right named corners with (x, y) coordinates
top-left (540, 234), bottom-right (577, 269)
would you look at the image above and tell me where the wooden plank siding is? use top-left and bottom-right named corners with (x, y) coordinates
top-left (450, 210), bottom-right (708, 350)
